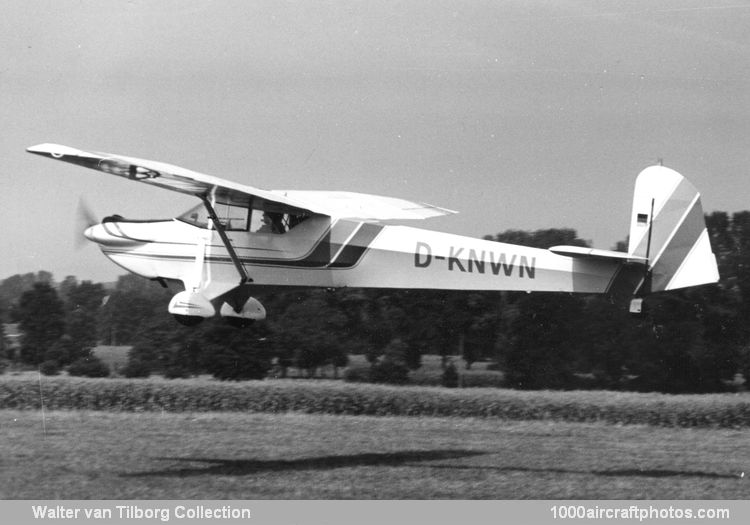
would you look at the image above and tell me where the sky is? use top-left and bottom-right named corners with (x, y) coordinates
top-left (2, 0), bottom-right (750, 283)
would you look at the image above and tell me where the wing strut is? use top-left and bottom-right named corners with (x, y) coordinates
top-left (199, 194), bottom-right (252, 285)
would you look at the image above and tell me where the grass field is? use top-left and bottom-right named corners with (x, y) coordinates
top-left (1, 409), bottom-right (748, 499)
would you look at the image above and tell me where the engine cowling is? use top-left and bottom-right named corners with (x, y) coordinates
top-left (220, 297), bottom-right (266, 327)
top-left (168, 291), bottom-right (215, 326)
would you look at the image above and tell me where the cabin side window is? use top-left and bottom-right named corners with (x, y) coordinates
top-left (179, 203), bottom-right (308, 234)
top-left (216, 203), bottom-right (250, 231)
top-left (249, 210), bottom-right (309, 234)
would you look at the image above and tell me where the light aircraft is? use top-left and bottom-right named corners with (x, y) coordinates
top-left (28, 144), bottom-right (719, 326)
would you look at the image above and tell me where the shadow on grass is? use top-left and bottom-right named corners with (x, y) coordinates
top-left (122, 449), bottom-right (485, 478)
top-left (596, 468), bottom-right (739, 479)
top-left (426, 464), bottom-right (741, 479)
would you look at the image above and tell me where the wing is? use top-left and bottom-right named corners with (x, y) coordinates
top-left (27, 143), bottom-right (456, 220)
top-left (274, 190), bottom-right (456, 220)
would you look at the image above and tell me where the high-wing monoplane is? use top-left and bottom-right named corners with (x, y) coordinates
top-left (28, 144), bottom-right (719, 326)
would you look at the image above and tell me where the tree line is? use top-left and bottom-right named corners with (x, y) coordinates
top-left (1, 210), bottom-right (749, 393)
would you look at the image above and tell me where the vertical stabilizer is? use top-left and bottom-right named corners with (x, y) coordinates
top-left (628, 166), bottom-right (719, 293)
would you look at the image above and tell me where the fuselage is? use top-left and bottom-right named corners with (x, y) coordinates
top-left (84, 212), bottom-right (627, 301)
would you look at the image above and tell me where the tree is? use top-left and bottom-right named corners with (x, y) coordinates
top-left (1, 271), bottom-right (54, 323)
top-left (97, 274), bottom-right (172, 345)
top-left (359, 292), bottom-right (401, 367)
top-left (370, 339), bottom-right (411, 384)
top-left (462, 293), bottom-right (502, 369)
top-left (575, 296), bottom-right (635, 388)
top-left (730, 212), bottom-right (750, 329)
top-left (63, 279), bottom-right (106, 360)
top-left (493, 228), bottom-right (588, 389)
top-left (503, 292), bottom-right (584, 389)
top-left (272, 292), bottom-right (348, 377)
top-left (122, 355), bottom-right (151, 378)
top-left (0, 315), bottom-right (7, 372)
top-left (0, 312), bottom-right (6, 360)
top-left (68, 353), bottom-right (110, 377)
top-left (442, 359), bottom-right (459, 388)
top-left (45, 335), bottom-right (77, 367)
top-left (57, 275), bottom-right (79, 306)
top-left (128, 313), bottom-right (198, 377)
top-left (433, 292), bottom-right (475, 369)
top-left (17, 283), bottom-right (66, 365)
top-left (201, 323), bottom-right (272, 380)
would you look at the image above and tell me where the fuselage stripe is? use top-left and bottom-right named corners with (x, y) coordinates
top-left (329, 223), bottom-right (383, 268)
top-left (101, 219), bottom-right (382, 270)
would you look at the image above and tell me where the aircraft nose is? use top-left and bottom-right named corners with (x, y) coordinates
top-left (83, 224), bottom-right (99, 243)
top-left (81, 222), bottom-right (146, 247)
top-left (83, 223), bottom-right (122, 246)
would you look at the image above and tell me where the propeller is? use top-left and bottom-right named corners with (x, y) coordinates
top-left (75, 197), bottom-right (99, 248)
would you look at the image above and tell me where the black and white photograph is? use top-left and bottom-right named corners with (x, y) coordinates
top-left (1, 0), bottom-right (749, 521)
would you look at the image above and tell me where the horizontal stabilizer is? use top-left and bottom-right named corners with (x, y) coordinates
top-left (549, 245), bottom-right (647, 264)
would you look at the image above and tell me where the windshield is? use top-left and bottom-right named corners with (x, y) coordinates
top-left (177, 203), bottom-right (248, 231)
top-left (178, 204), bottom-right (209, 228)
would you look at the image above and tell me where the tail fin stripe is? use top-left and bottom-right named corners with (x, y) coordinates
top-left (649, 196), bottom-right (706, 291)
top-left (650, 192), bottom-right (700, 267)
top-left (630, 177), bottom-right (699, 259)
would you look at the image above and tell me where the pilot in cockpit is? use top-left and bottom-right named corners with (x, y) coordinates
top-left (258, 212), bottom-right (285, 234)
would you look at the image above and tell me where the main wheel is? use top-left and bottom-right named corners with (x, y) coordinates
top-left (224, 316), bottom-right (255, 328)
top-left (172, 314), bottom-right (205, 327)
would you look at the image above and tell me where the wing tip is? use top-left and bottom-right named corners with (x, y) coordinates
top-left (432, 205), bottom-right (459, 217)
top-left (26, 143), bottom-right (55, 154)
top-left (26, 143), bottom-right (82, 157)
